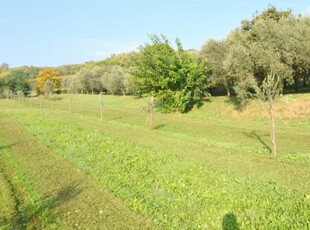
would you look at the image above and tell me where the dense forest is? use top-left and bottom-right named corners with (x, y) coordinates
top-left (1, 7), bottom-right (309, 111)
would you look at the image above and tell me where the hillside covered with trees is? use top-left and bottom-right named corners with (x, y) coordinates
top-left (1, 7), bottom-right (309, 106)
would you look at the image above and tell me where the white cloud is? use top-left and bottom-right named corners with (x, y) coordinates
top-left (303, 6), bottom-right (310, 16)
top-left (72, 38), bottom-right (139, 59)
top-left (94, 51), bottom-right (111, 58)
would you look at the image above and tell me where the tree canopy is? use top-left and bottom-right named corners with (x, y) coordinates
top-left (0, 66), bottom-right (39, 95)
top-left (201, 6), bottom-right (310, 102)
top-left (36, 68), bottom-right (63, 93)
top-left (1, 6), bottom-right (310, 105)
top-left (131, 34), bottom-right (210, 112)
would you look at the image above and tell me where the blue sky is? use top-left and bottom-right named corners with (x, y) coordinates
top-left (1, 0), bottom-right (309, 68)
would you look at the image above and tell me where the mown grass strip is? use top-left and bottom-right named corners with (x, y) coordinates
top-left (5, 109), bottom-right (310, 229)
top-left (0, 158), bottom-right (17, 227)
top-left (0, 116), bottom-right (154, 229)
top-left (0, 136), bottom-right (54, 229)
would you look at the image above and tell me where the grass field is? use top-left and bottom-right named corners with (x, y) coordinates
top-left (0, 94), bottom-right (309, 229)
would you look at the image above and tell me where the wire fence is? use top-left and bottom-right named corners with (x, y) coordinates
top-left (10, 94), bottom-right (154, 129)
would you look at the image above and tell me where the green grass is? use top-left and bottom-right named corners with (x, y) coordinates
top-left (1, 94), bottom-right (310, 229)
top-left (0, 114), bottom-right (153, 229)
top-left (0, 135), bottom-right (53, 229)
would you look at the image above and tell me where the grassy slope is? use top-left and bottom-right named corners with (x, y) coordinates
top-left (0, 94), bottom-right (310, 229)
top-left (0, 115), bottom-right (153, 229)
top-left (40, 94), bottom-right (310, 192)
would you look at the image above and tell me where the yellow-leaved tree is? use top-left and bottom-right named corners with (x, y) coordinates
top-left (36, 67), bottom-right (63, 94)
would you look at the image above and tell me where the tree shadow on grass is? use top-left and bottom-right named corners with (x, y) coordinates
top-left (0, 181), bottom-right (82, 229)
top-left (153, 123), bottom-right (167, 130)
top-left (224, 96), bottom-right (246, 111)
top-left (0, 142), bottom-right (19, 150)
top-left (222, 212), bottom-right (240, 230)
top-left (243, 131), bottom-right (271, 153)
top-left (111, 116), bottom-right (122, 120)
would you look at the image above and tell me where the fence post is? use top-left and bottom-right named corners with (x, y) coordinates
top-left (40, 94), bottom-right (43, 108)
top-left (99, 93), bottom-right (103, 121)
top-left (149, 95), bottom-right (154, 130)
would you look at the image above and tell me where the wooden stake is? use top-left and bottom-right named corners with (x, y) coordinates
top-left (99, 93), bottom-right (103, 121)
top-left (269, 103), bottom-right (277, 156)
top-left (69, 94), bottom-right (73, 113)
top-left (40, 95), bottom-right (43, 108)
top-left (149, 95), bottom-right (154, 130)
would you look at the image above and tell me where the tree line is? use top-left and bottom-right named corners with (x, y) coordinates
top-left (1, 6), bottom-right (309, 109)
top-left (1, 6), bottom-right (309, 156)
top-left (202, 6), bottom-right (310, 102)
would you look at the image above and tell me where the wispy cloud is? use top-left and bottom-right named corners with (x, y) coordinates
top-left (72, 38), bottom-right (139, 59)
top-left (304, 6), bottom-right (310, 16)
top-left (94, 51), bottom-right (112, 58)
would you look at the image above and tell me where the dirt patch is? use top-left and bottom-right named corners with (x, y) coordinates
top-left (222, 97), bottom-right (310, 121)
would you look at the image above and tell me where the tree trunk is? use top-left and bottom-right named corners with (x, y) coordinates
top-left (40, 95), bottom-right (43, 108)
top-left (269, 103), bottom-right (277, 157)
top-left (99, 93), bottom-right (103, 121)
top-left (294, 76), bottom-right (298, 93)
top-left (224, 80), bottom-right (231, 97)
top-left (69, 95), bottom-right (72, 113)
top-left (226, 86), bottom-right (230, 97)
top-left (149, 96), bottom-right (154, 130)
top-left (303, 76), bottom-right (307, 87)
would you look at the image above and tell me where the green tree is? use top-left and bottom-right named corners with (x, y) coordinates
top-left (0, 63), bottom-right (9, 72)
top-left (219, 7), bottom-right (309, 156)
top-left (221, 30), bottom-right (255, 104)
top-left (277, 16), bottom-right (310, 91)
top-left (238, 6), bottom-right (310, 93)
top-left (67, 76), bottom-right (84, 94)
top-left (0, 66), bottom-right (39, 94)
top-left (0, 73), bottom-right (30, 94)
top-left (241, 5), bottom-right (291, 32)
top-left (201, 39), bottom-right (232, 96)
top-left (2, 87), bottom-right (13, 99)
top-left (222, 6), bottom-right (310, 103)
top-left (132, 34), bottom-right (210, 112)
top-left (42, 79), bottom-right (55, 95)
top-left (75, 69), bottom-right (89, 94)
top-left (56, 64), bottom-right (82, 75)
top-left (76, 68), bottom-right (101, 94)
top-left (100, 65), bottom-right (129, 95)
